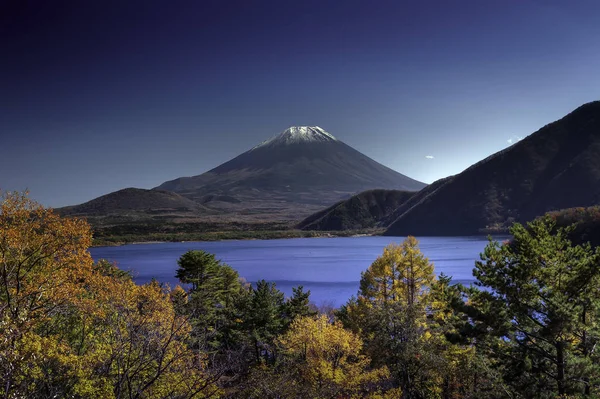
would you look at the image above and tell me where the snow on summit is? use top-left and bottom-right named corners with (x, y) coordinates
top-left (252, 126), bottom-right (337, 150)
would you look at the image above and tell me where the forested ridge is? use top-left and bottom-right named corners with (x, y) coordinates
top-left (2, 191), bottom-right (600, 398)
top-left (385, 101), bottom-right (600, 236)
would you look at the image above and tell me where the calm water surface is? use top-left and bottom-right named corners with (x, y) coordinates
top-left (90, 236), bottom-right (502, 306)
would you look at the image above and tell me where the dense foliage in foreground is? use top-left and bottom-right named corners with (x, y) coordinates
top-left (2, 191), bottom-right (600, 398)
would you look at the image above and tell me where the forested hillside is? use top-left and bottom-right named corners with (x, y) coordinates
top-left (549, 206), bottom-right (600, 246)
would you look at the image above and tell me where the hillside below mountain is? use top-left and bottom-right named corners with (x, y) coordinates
top-left (385, 101), bottom-right (600, 236)
top-left (298, 189), bottom-right (415, 231)
top-left (548, 206), bottom-right (600, 247)
top-left (57, 188), bottom-right (213, 224)
top-left (156, 126), bottom-right (425, 219)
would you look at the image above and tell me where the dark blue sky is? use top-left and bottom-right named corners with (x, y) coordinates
top-left (2, 0), bottom-right (599, 207)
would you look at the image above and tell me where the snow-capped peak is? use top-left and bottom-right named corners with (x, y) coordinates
top-left (252, 126), bottom-right (337, 150)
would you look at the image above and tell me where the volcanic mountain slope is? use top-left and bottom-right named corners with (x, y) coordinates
top-left (298, 189), bottom-right (415, 231)
top-left (385, 101), bottom-right (600, 236)
top-left (57, 188), bottom-right (212, 223)
top-left (156, 126), bottom-right (425, 219)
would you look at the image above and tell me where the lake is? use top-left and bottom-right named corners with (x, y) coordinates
top-left (89, 236), bottom-right (501, 307)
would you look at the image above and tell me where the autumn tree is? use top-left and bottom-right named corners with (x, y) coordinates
top-left (339, 238), bottom-right (434, 394)
top-left (0, 191), bottom-right (93, 397)
top-left (240, 315), bottom-right (395, 398)
top-left (339, 237), bottom-right (482, 398)
top-left (0, 192), bottom-right (220, 398)
top-left (84, 277), bottom-right (221, 399)
top-left (359, 238), bottom-right (434, 306)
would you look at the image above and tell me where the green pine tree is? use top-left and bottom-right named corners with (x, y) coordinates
top-left (470, 217), bottom-right (600, 397)
top-left (284, 285), bottom-right (317, 324)
top-left (243, 280), bottom-right (286, 363)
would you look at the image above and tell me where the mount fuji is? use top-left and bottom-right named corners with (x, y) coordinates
top-left (155, 126), bottom-right (425, 219)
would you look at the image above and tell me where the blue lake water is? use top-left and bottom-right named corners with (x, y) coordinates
top-left (89, 236), bottom-right (502, 307)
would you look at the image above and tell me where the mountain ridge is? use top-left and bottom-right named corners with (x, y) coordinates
top-left (60, 126), bottom-right (425, 226)
top-left (385, 101), bottom-right (600, 236)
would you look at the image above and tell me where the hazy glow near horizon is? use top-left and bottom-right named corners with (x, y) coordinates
top-left (1, 1), bottom-right (599, 207)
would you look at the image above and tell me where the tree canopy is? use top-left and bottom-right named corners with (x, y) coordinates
top-left (4, 191), bottom-right (600, 398)
top-left (0, 192), bottom-right (220, 398)
top-left (469, 217), bottom-right (600, 396)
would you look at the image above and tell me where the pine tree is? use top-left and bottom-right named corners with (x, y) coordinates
top-left (175, 250), bottom-right (247, 353)
top-left (242, 280), bottom-right (286, 363)
top-left (175, 250), bottom-right (222, 291)
top-left (471, 217), bottom-right (600, 396)
top-left (284, 285), bottom-right (317, 324)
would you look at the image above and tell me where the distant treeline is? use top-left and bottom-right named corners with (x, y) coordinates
top-left (2, 191), bottom-right (600, 398)
top-left (92, 227), bottom-right (383, 246)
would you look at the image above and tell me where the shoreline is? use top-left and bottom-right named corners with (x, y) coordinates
top-left (91, 229), bottom-right (384, 247)
top-left (90, 230), bottom-right (509, 248)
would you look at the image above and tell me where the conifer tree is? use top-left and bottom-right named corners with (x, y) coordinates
top-left (342, 237), bottom-right (439, 396)
top-left (175, 250), bottom-right (247, 353)
top-left (242, 280), bottom-right (286, 363)
top-left (471, 217), bottom-right (600, 396)
top-left (284, 285), bottom-right (317, 323)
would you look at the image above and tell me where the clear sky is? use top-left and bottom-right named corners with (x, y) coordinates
top-left (1, 0), bottom-right (599, 207)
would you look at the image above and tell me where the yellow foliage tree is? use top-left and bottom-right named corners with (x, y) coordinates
top-left (0, 191), bottom-right (93, 396)
top-left (359, 237), bottom-right (434, 306)
top-left (70, 274), bottom-right (222, 399)
top-left (0, 192), bottom-right (220, 398)
top-left (340, 236), bottom-right (479, 398)
top-left (278, 315), bottom-right (392, 398)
